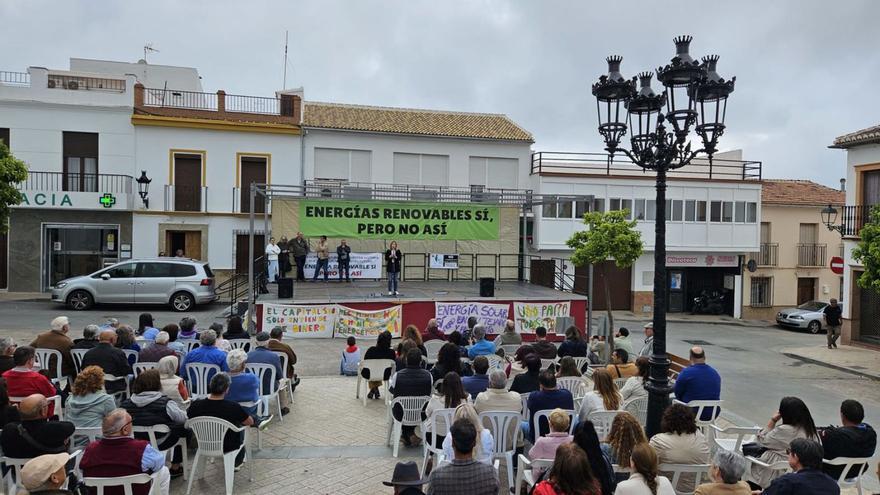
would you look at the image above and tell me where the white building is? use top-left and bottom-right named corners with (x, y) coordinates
top-left (527, 150), bottom-right (762, 318)
top-left (831, 124), bottom-right (880, 347)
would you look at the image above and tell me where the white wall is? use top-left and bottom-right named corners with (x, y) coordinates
top-left (303, 128), bottom-right (533, 189)
top-left (841, 143), bottom-right (880, 319)
top-left (532, 176), bottom-right (761, 252)
top-left (0, 68), bottom-right (135, 108)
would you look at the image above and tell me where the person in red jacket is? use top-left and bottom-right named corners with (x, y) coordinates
top-left (80, 408), bottom-right (170, 495)
top-left (2, 346), bottom-right (57, 416)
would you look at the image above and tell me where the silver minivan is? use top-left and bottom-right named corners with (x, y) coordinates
top-left (51, 258), bottom-right (218, 312)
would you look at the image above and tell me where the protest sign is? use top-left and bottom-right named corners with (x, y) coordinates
top-left (261, 303), bottom-right (336, 339)
top-left (513, 301), bottom-right (571, 333)
top-left (300, 200), bottom-right (499, 240)
top-left (434, 302), bottom-right (510, 335)
top-left (303, 252), bottom-right (382, 279)
top-left (429, 254), bottom-right (459, 269)
top-left (334, 305), bottom-right (402, 338)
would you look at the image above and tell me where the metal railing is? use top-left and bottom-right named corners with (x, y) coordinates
top-left (47, 74), bottom-right (126, 92)
top-left (531, 151), bottom-right (762, 180)
top-left (141, 87), bottom-right (296, 117)
top-left (797, 243), bottom-right (827, 267)
top-left (753, 243), bottom-right (778, 267)
top-left (300, 180), bottom-right (534, 206)
top-left (749, 277), bottom-right (773, 308)
top-left (399, 253), bottom-right (530, 282)
top-left (225, 94), bottom-right (281, 115)
top-left (232, 187), bottom-right (269, 214)
top-left (0, 71), bottom-right (29, 86)
top-left (18, 171), bottom-right (133, 194)
top-left (840, 205), bottom-right (874, 238)
top-left (144, 88), bottom-right (218, 111)
top-left (164, 185), bottom-right (208, 212)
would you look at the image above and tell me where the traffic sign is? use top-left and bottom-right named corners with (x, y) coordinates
top-left (829, 256), bottom-right (844, 275)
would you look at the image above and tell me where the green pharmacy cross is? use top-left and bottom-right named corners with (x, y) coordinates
top-left (99, 193), bottom-right (116, 208)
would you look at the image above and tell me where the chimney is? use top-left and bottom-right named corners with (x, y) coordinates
top-left (839, 178), bottom-right (846, 192)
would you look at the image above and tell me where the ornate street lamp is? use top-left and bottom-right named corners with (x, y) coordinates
top-left (591, 35), bottom-right (735, 437)
top-left (821, 204), bottom-right (844, 234)
top-left (136, 170), bottom-right (152, 209)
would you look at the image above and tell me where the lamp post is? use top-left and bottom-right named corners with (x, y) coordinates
top-left (136, 170), bottom-right (152, 209)
top-left (591, 36), bottom-right (735, 437)
top-left (821, 204), bottom-right (844, 235)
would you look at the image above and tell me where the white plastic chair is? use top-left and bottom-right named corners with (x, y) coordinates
top-left (519, 392), bottom-right (530, 420)
top-left (272, 351), bottom-right (295, 399)
top-left (180, 339), bottom-right (200, 353)
top-left (356, 359), bottom-right (395, 407)
top-left (103, 374), bottom-right (131, 402)
top-left (556, 376), bottom-right (588, 399)
top-left (9, 394), bottom-right (63, 421)
top-left (658, 463), bottom-right (710, 495)
top-left (485, 354), bottom-right (505, 371)
top-left (185, 416), bottom-right (252, 495)
top-left (572, 356), bottom-right (592, 372)
top-left (589, 410), bottom-right (624, 441)
top-left (540, 358), bottom-right (557, 370)
top-left (514, 454), bottom-right (553, 495)
top-left (34, 348), bottom-right (67, 388)
top-left (72, 426), bottom-right (103, 444)
top-left (71, 348), bottom-right (88, 374)
top-left (84, 472), bottom-right (156, 495)
top-left (133, 362), bottom-right (158, 377)
top-left (185, 363), bottom-right (221, 400)
top-left (133, 424), bottom-right (189, 480)
top-left (745, 456), bottom-right (792, 486)
top-left (227, 339), bottom-right (252, 352)
top-left (613, 377), bottom-right (629, 390)
top-left (420, 408), bottom-right (455, 477)
top-left (707, 424), bottom-right (759, 454)
top-left (500, 344), bottom-right (520, 357)
top-left (246, 363), bottom-right (283, 422)
top-left (823, 456), bottom-right (872, 495)
top-left (424, 340), bottom-right (445, 365)
top-left (673, 399), bottom-right (723, 430)
top-left (532, 408), bottom-right (577, 437)
top-left (478, 410), bottom-right (521, 492)
top-left (623, 396), bottom-right (649, 426)
top-left (135, 338), bottom-right (152, 349)
top-left (387, 395), bottom-right (430, 458)
top-left (1, 455), bottom-right (31, 495)
top-left (122, 349), bottom-right (139, 364)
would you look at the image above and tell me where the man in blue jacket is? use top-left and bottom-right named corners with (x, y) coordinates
top-left (673, 346), bottom-right (721, 421)
top-left (759, 438), bottom-right (839, 495)
top-left (467, 325), bottom-right (496, 360)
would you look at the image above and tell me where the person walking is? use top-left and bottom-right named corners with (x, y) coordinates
top-left (265, 237), bottom-right (281, 283)
top-left (823, 298), bottom-right (842, 349)
top-left (337, 239), bottom-right (352, 282)
top-left (386, 241), bottom-right (402, 296)
top-left (291, 232), bottom-right (309, 281)
top-left (313, 235), bottom-right (330, 282)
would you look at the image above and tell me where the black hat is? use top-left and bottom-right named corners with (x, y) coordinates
top-left (381, 461), bottom-right (426, 486)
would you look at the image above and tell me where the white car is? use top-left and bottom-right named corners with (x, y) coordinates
top-left (776, 300), bottom-right (842, 334)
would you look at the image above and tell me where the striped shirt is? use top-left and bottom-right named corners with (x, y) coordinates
top-left (427, 458), bottom-right (499, 495)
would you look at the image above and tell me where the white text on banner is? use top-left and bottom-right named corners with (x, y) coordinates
top-left (303, 252), bottom-right (383, 279)
top-left (513, 301), bottom-right (571, 333)
top-left (334, 305), bottom-right (402, 338)
top-left (434, 302), bottom-right (510, 335)
top-left (261, 303), bottom-right (336, 339)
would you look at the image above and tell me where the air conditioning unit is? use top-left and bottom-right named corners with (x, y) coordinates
top-left (66, 80), bottom-right (79, 90)
top-left (47, 79), bottom-right (57, 88)
top-left (312, 179), bottom-right (343, 198)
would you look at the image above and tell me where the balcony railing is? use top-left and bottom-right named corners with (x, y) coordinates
top-left (47, 74), bottom-right (126, 93)
top-left (0, 71), bottom-right (29, 86)
top-left (840, 204), bottom-right (874, 238)
top-left (752, 243), bottom-right (778, 267)
top-left (18, 171), bottom-right (133, 194)
top-left (137, 85), bottom-right (300, 122)
top-left (797, 243), bottom-right (827, 267)
top-left (301, 180), bottom-right (533, 205)
top-left (144, 88), bottom-right (218, 111)
top-left (531, 151), bottom-right (762, 180)
top-left (164, 185), bottom-right (208, 212)
top-left (232, 187), bottom-right (269, 214)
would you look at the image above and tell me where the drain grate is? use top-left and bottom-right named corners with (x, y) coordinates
top-left (683, 339), bottom-right (713, 346)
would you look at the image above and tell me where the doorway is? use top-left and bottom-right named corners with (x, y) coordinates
top-left (235, 233), bottom-right (265, 274)
top-left (239, 156), bottom-right (267, 213)
top-left (43, 224), bottom-right (119, 290)
top-left (173, 154), bottom-right (202, 212)
top-left (165, 231), bottom-right (202, 259)
top-left (797, 278), bottom-right (815, 305)
top-left (575, 262), bottom-right (632, 310)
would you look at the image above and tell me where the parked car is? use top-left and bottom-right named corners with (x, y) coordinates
top-left (51, 258), bottom-right (218, 312)
top-left (776, 300), bottom-right (843, 334)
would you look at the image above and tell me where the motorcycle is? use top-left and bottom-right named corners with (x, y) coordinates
top-left (692, 289), bottom-right (726, 315)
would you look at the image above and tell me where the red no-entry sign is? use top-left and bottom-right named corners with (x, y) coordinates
top-left (830, 256), bottom-right (844, 275)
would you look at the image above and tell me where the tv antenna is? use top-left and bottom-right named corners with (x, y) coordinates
top-left (143, 43), bottom-right (159, 63)
top-left (282, 31), bottom-right (289, 88)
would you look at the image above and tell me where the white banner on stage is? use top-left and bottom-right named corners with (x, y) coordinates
top-left (303, 252), bottom-right (382, 279)
top-left (434, 302), bottom-right (510, 335)
top-left (261, 303), bottom-right (336, 339)
top-left (513, 301), bottom-right (571, 333)
top-left (429, 253), bottom-right (459, 269)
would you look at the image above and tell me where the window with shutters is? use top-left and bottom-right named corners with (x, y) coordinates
top-left (393, 153), bottom-right (449, 186)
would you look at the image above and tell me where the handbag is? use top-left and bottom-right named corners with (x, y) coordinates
top-left (741, 442), bottom-right (767, 458)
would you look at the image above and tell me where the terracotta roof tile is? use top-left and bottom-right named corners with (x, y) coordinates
top-left (303, 101), bottom-right (533, 142)
top-left (831, 124), bottom-right (880, 148)
top-left (761, 179), bottom-right (845, 207)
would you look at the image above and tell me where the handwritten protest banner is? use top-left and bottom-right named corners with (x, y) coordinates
top-left (334, 305), bottom-right (402, 338)
top-left (435, 302), bottom-right (510, 335)
top-left (261, 303), bottom-right (336, 339)
top-left (513, 301), bottom-right (571, 333)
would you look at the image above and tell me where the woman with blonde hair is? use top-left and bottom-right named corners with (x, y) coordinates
top-left (157, 355), bottom-right (189, 405)
top-left (602, 412), bottom-right (647, 479)
top-left (67, 366), bottom-right (117, 428)
top-left (441, 402), bottom-right (495, 464)
top-left (578, 368), bottom-right (622, 422)
top-left (529, 408), bottom-right (574, 472)
top-left (614, 443), bottom-right (676, 495)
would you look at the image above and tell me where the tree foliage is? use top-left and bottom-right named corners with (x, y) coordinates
top-left (0, 143), bottom-right (28, 234)
top-left (852, 205), bottom-right (880, 293)
top-left (567, 209), bottom-right (644, 269)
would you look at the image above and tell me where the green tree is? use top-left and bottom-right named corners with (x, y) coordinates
top-left (0, 143), bottom-right (28, 234)
top-left (852, 205), bottom-right (880, 292)
top-left (567, 209), bottom-right (644, 341)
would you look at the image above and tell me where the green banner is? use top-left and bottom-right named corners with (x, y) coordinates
top-left (299, 200), bottom-right (500, 240)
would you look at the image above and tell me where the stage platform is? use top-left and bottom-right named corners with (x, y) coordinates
top-left (258, 279), bottom-right (587, 305)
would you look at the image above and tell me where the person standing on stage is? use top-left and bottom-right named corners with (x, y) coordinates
top-left (337, 239), bottom-right (352, 282)
top-left (265, 237), bottom-right (281, 283)
top-left (313, 235), bottom-right (330, 282)
top-left (386, 241), bottom-right (402, 296)
top-left (291, 232), bottom-right (309, 281)
top-left (278, 236), bottom-right (291, 279)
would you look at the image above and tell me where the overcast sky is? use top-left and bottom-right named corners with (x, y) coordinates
top-left (2, 0), bottom-right (878, 187)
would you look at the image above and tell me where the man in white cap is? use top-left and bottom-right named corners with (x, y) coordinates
top-left (29, 316), bottom-right (75, 379)
top-left (20, 452), bottom-right (73, 495)
top-left (638, 322), bottom-right (654, 358)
